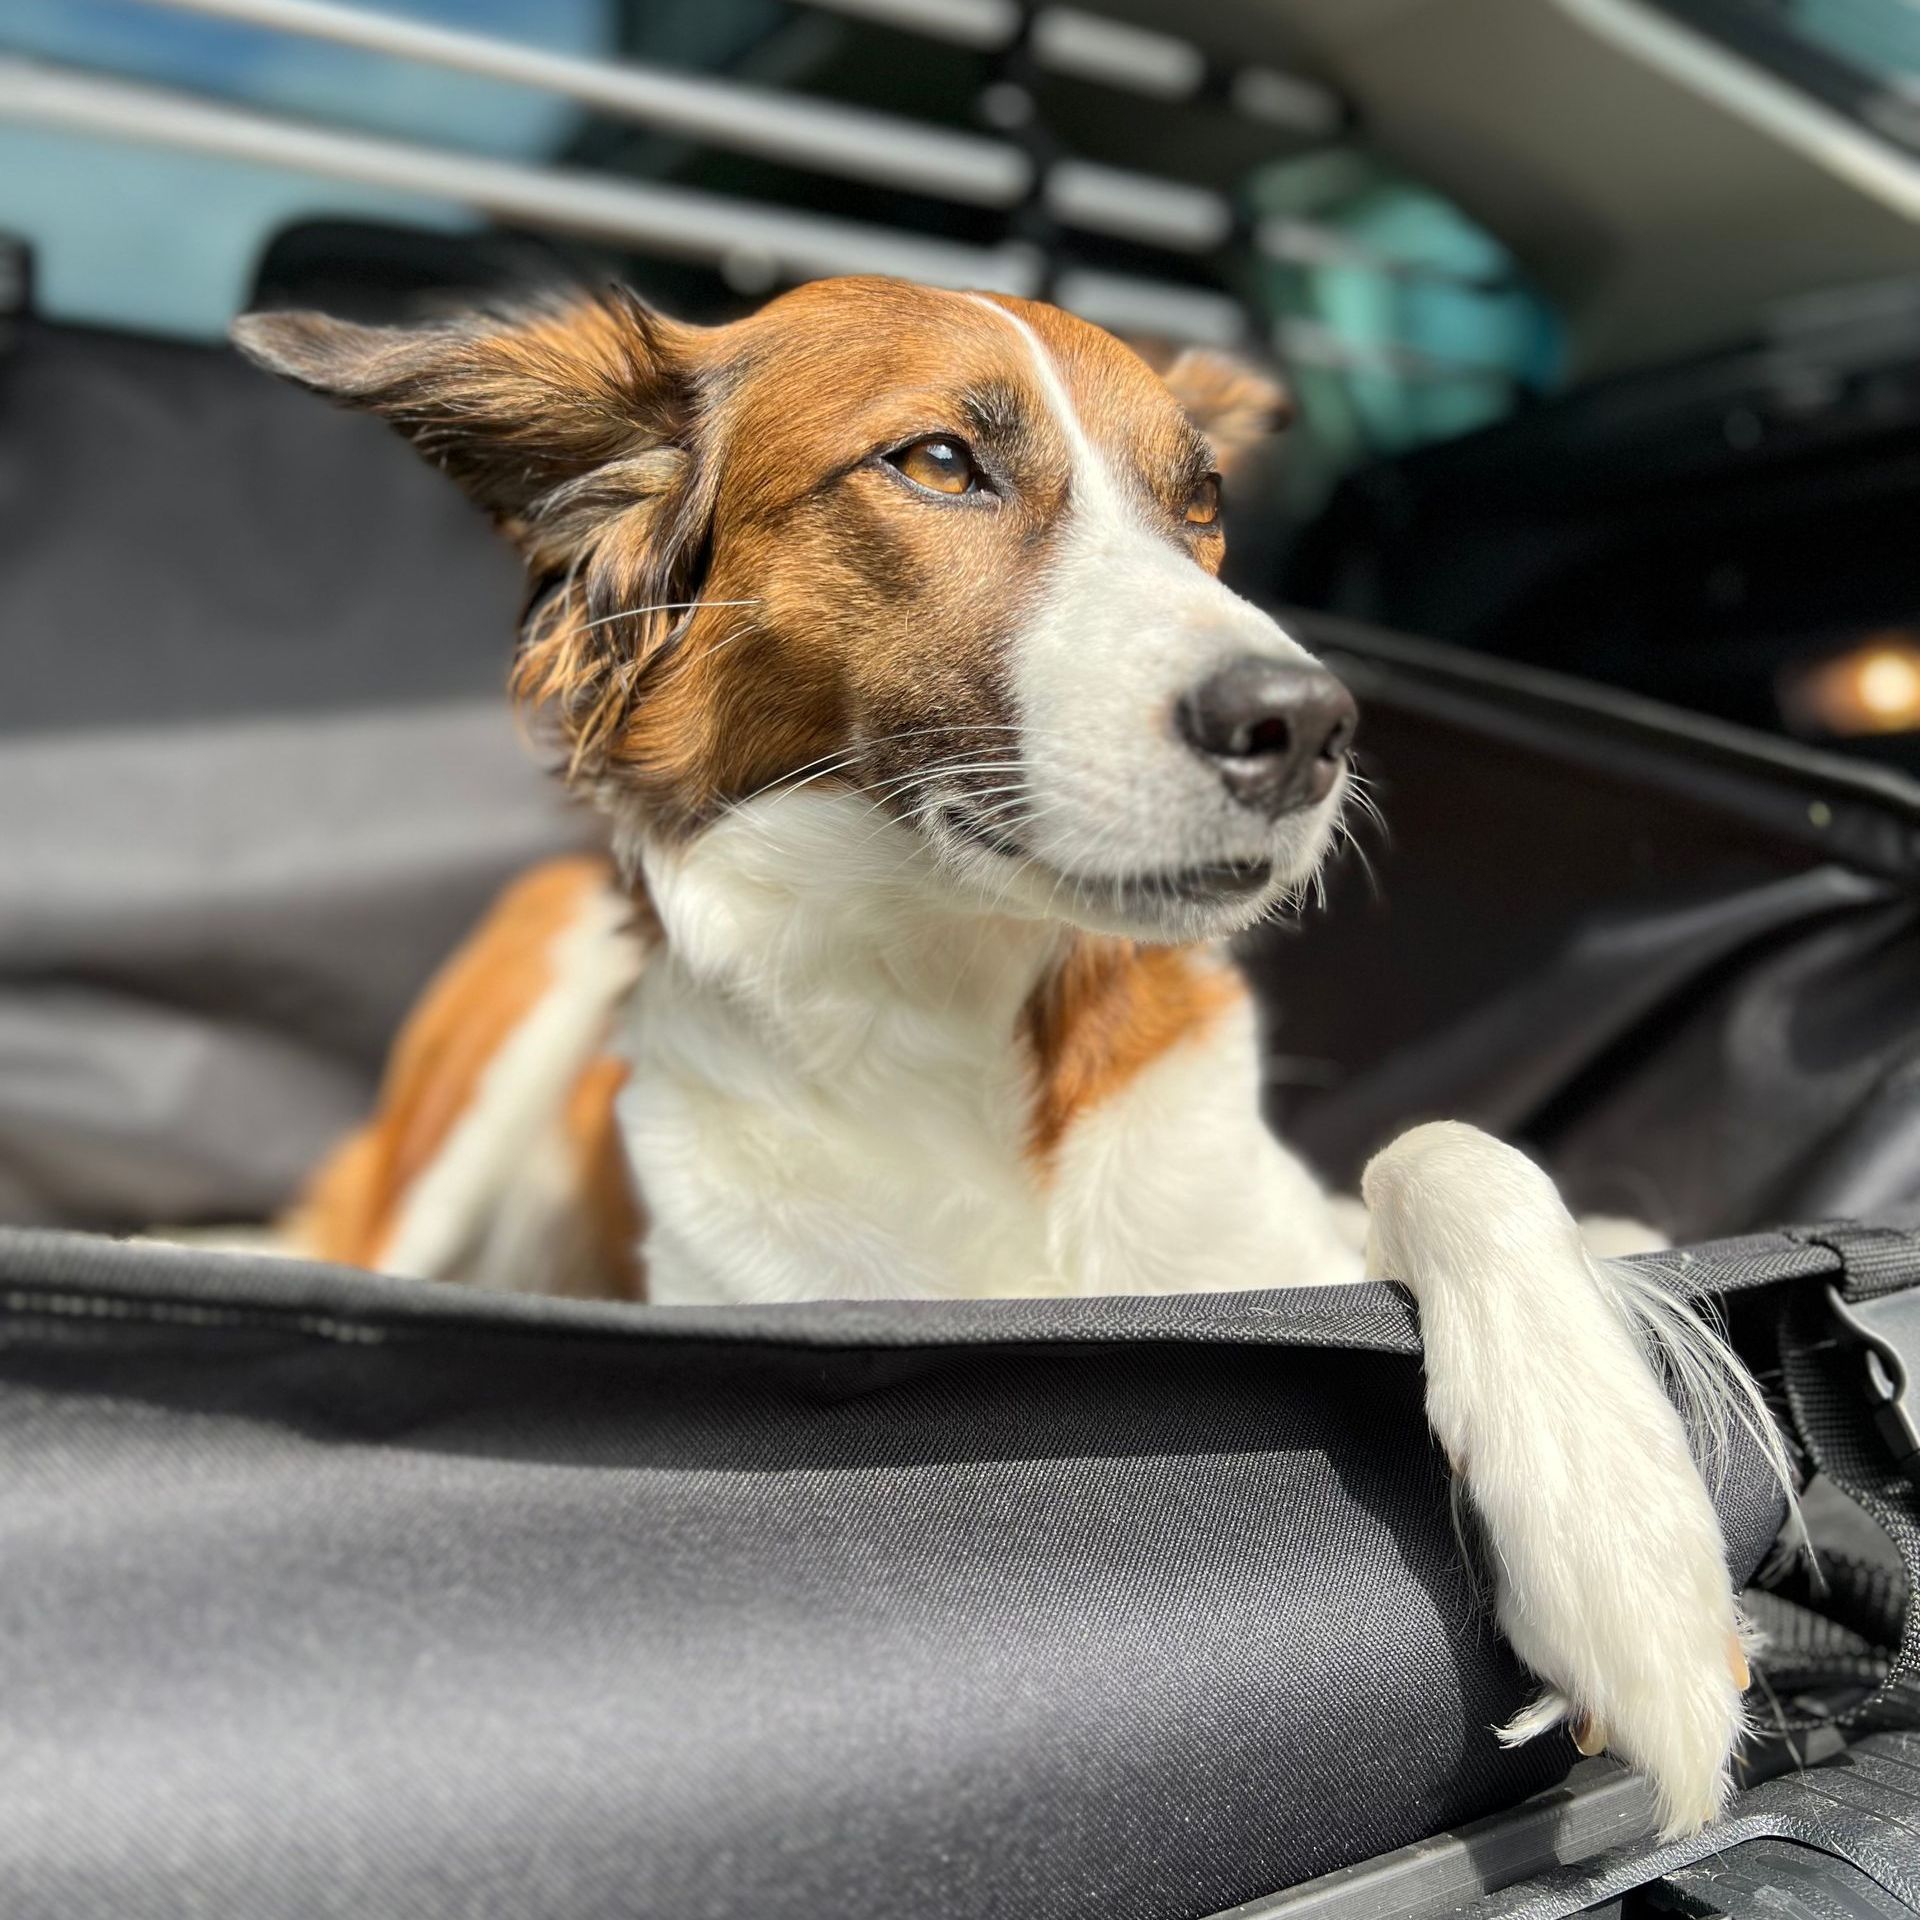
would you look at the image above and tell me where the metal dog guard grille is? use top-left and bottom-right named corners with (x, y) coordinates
top-left (0, 0), bottom-right (1505, 380)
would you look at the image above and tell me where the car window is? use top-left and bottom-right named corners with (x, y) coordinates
top-left (1647, 0), bottom-right (1920, 153)
top-left (0, 0), bottom-right (742, 336)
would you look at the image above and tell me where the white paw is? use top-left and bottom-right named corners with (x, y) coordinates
top-left (1362, 1122), bottom-right (1749, 1839)
top-left (1494, 1594), bottom-right (1751, 1839)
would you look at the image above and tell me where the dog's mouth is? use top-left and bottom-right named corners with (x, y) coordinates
top-left (939, 805), bottom-right (1274, 908)
top-left (1077, 859), bottom-right (1275, 908)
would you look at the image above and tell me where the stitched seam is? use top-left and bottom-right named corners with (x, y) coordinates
top-left (1, 1288), bottom-right (393, 1346)
top-left (0, 1284), bottom-right (1416, 1360)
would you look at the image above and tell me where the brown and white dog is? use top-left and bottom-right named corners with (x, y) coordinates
top-left (235, 276), bottom-right (1780, 1837)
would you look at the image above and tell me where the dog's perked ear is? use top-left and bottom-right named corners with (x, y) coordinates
top-left (229, 291), bottom-right (703, 553)
top-left (1159, 347), bottom-right (1293, 472)
top-left (233, 291), bottom-right (725, 785)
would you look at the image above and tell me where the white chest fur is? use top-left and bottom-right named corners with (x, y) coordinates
top-left (618, 792), bottom-right (1064, 1303)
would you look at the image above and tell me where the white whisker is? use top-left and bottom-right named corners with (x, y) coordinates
top-left (575, 598), bottom-right (762, 634)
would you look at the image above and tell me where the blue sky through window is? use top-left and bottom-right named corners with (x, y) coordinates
top-left (0, 0), bottom-right (610, 335)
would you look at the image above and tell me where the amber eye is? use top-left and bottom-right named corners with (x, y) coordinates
top-left (889, 435), bottom-right (978, 497)
top-left (1184, 474), bottom-right (1222, 528)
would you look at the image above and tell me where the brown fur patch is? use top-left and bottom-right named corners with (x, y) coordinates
top-left (558, 1055), bottom-right (646, 1301)
top-left (1022, 937), bottom-right (1245, 1165)
top-left (1144, 342), bottom-right (1292, 473)
top-left (291, 855), bottom-right (642, 1295)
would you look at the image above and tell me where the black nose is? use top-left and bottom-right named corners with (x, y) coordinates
top-left (1175, 656), bottom-right (1358, 818)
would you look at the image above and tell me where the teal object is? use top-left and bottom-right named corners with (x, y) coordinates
top-left (1249, 148), bottom-right (1563, 487)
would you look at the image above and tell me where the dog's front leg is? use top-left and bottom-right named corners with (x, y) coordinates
top-left (1361, 1122), bottom-right (1752, 1838)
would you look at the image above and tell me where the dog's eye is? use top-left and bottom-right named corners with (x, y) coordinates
top-left (889, 436), bottom-right (978, 497)
top-left (1184, 474), bottom-right (1222, 528)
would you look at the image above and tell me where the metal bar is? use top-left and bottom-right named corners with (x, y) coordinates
top-left (1255, 216), bottom-right (1511, 293)
top-left (795, 0), bottom-right (1019, 50)
top-left (796, 0), bottom-right (1345, 136)
top-left (1274, 316), bottom-right (1513, 384)
top-left (1034, 7), bottom-right (1343, 137)
top-left (1052, 267), bottom-right (1248, 344)
top-left (0, 57), bottom-right (1041, 294)
top-left (1027, 9), bottom-right (1206, 99)
top-left (1230, 65), bottom-right (1346, 138)
top-left (1044, 159), bottom-right (1233, 251)
top-left (136, 0), bottom-right (1032, 205)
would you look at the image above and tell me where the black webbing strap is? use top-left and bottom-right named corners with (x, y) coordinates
top-left (1795, 1222), bottom-right (1920, 1302)
top-left (1775, 1223), bottom-right (1920, 1731)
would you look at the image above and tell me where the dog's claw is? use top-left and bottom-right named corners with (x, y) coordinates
top-left (1572, 1713), bottom-right (1608, 1757)
top-left (1728, 1636), bottom-right (1751, 1692)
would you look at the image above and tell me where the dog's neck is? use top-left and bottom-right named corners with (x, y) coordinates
top-left (624, 788), bottom-right (1075, 1103)
top-left (612, 788), bottom-right (1100, 1303)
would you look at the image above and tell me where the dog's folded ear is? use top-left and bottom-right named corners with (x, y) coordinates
top-left (230, 290), bottom-right (702, 537)
top-left (1159, 348), bottom-right (1293, 472)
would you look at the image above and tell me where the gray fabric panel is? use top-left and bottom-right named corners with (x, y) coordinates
top-left (0, 702), bottom-right (592, 1227)
top-left (0, 321), bottom-right (521, 737)
top-left (0, 1226), bottom-right (1799, 1920)
top-left (1251, 623), bottom-right (1920, 1242)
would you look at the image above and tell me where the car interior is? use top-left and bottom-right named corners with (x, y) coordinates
top-left (2, 1), bottom-right (1919, 1913)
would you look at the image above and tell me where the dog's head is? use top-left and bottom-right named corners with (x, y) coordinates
top-left (235, 276), bottom-right (1353, 941)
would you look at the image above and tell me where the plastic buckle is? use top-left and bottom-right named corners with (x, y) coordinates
top-left (1828, 1284), bottom-right (1920, 1469)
